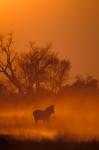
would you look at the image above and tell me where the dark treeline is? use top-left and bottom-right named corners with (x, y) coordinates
top-left (0, 34), bottom-right (99, 99)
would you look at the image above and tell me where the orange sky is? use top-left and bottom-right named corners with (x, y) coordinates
top-left (0, 0), bottom-right (99, 79)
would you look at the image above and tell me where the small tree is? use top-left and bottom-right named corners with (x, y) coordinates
top-left (86, 75), bottom-right (98, 89)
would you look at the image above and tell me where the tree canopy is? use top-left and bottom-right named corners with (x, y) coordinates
top-left (0, 34), bottom-right (71, 95)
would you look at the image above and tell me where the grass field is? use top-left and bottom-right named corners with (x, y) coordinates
top-left (0, 135), bottom-right (99, 150)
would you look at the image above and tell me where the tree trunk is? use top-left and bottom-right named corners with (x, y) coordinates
top-left (4, 71), bottom-right (24, 95)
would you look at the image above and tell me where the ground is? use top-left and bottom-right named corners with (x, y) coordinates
top-left (0, 135), bottom-right (99, 150)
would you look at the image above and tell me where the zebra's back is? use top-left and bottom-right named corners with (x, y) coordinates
top-left (33, 110), bottom-right (49, 120)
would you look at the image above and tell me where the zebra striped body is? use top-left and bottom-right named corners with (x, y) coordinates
top-left (33, 105), bottom-right (54, 125)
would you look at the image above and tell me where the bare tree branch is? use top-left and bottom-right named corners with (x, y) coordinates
top-left (0, 34), bottom-right (23, 94)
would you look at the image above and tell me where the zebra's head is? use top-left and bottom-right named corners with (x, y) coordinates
top-left (46, 105), bottom-right (55, 114)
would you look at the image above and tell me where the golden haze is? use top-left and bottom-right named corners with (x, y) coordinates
top-left (0, 0), bottom-right (99, 78)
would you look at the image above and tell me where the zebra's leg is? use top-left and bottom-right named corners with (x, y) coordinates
top-left (34, 118), bottom-right (38, 126)
top-left (43, 120), bottom-right (46, 126)
top-left (46, 118), bottom-right (50, 128)
top-left (43, 119), bottom-right (48, 128)
top-left (44, 119), bottom-right (48, 128)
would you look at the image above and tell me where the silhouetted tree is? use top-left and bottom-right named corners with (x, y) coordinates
top-left (0, 81), bottom-right (7, 95)
top-left (19, 42), bottom-right (59, 94)
top-left (0, 34), bottom-right (71, 95)
top-left (69, 75), bottom-right (99, 93)
top-left (72, 75), bottom-right (85, 88)
top-left (0, 34), bottom-right (23, 94)
top-left (19, 42), bottom-right (71, 94)
top-left (48, 59), bottom-right (71, 93)
top-left (86, 75), bottom-right (98, 90)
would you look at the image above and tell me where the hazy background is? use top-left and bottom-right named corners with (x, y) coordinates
top-left (0, 94), bottom-right (99, 141)
top-left (0, 0), bottom-right (99, 79)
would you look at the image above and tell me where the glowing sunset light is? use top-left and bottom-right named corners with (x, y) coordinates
top-left (0, 1), bottom-right (99, 149)
top-left (0, 0), bottom-right (98, 78)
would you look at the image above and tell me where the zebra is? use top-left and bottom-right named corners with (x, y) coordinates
top-left (33, 105), bottom-right (55, 125)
